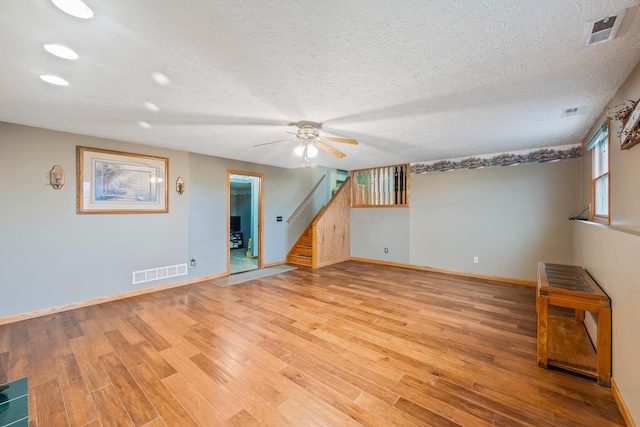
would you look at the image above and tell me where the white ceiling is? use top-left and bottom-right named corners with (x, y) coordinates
top-left (2, 1), bottom-right (640, 170)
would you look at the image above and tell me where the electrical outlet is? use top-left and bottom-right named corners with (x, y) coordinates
top-left (473, 256), bottom-right (479, 263)
top-left (384, 248), bottom-right (388, 253)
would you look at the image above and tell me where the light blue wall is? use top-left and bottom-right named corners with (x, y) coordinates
top-left (409, 160), bottom-right (580, 280)
top-left (0, 123), bottom-right (328, 318)
top-left (351, 208), bottom-right (410, 263)
top-left (351, 160), bottom-right (581, 281)
top-left (0, 123), bottom-right (190, 317)
top-left (187, 153), bottom-right (328, 277)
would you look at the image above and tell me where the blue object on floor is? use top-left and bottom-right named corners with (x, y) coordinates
top-left (0, 377), bottom-right (28, 427)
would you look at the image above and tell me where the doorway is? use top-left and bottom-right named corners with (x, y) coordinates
top-left (228, 171), bottom-right (262, 274)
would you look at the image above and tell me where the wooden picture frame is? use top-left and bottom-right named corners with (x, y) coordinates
top-left (76, 146), bottom-right (168, 214)
top-left (620, 99), bottom-right (640, 150)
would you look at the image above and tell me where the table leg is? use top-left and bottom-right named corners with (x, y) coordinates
top-left (596, 307), bottom-right (612, 387)
top-left (537, 295), bottom-right (549, 368)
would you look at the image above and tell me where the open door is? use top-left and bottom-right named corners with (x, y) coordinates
top-left (228, 171), bottom-right (263, 274)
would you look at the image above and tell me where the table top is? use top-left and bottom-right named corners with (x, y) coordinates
top-left (537, 262), bottom-right (609, 303)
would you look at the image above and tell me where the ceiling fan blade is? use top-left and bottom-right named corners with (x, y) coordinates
top-left (316, 141), bottom-right (346, 158)
top-left (253, 138), bottom-right (293, 147)
top-left (321, 136), bottom-right (359, 145)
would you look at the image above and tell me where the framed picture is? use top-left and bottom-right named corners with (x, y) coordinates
top-left (77, 146), bottom-right (168, 214)
top-left (620, 99), bottom-right (640, 150)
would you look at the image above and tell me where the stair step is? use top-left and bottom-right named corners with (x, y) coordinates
top-left (288, 226), bottom-right (314, 267)
top-left (292, 245), bottom-right (312, 256)
top-left (287, 254), bottom-right (312, 266)
top-left (299, 237), bottom-right (312, 246)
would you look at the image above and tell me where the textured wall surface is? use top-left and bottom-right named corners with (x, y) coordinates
top-left (2, 1), bottom-right (640, 170)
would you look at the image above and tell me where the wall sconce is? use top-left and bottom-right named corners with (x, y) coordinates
top-left (50, 165), bottom-right (65, 189)
top-left (176, 177), bottom-right (185, 195)
top-left (189, 258), bottom-right (196, 268)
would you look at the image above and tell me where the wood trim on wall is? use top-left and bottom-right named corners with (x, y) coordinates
top-left (0, 272), bottom-right (227, 326)
top-left (349, 257), bottom-right (537, 287)
top-left (315, 256), bottom-right (351, 269)
top-left (262, 259), bottom-right (287, 268)
top-left (228, 170), bottom-right (264, 272)
top-left (612, 378), bottom-right (636, 427)
top-left (311, 224), bottom-right (319, 268)
top-left (227, 171), bottom-right (231, 273)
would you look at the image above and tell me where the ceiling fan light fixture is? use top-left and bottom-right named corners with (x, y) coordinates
top-left (307, 144), bottom-right (318, 158)
top-left (254, 120), bottom-right (356, 161)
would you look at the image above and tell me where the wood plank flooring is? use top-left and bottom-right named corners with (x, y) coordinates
top-left (0, 261), bottom-right (625, 426)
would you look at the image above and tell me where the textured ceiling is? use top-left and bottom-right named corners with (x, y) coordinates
top-left (2, 1), bottom-right (640, 170)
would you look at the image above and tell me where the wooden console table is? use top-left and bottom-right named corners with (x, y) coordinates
top-left (536, 262), bottom-right (611, 387)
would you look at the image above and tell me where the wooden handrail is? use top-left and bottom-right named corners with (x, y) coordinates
top-left (287, 174), bottom-right (326, 224)
top-left (311, 176), bottom-right (350, 226)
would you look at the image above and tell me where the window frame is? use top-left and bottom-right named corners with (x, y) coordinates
top-left (590, 119), bottom-right (610, 225)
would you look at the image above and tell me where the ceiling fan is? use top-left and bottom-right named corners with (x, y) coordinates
top-left (253, 121), bottom-right (358, 161)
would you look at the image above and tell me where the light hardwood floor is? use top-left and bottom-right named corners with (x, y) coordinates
top-left (0, 261), bottom-right (625, 426)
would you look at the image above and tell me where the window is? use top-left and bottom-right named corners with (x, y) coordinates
top-left (352, 164), bottom-right (409, 207)
top-left (588, 121), bottom-right (610, 224)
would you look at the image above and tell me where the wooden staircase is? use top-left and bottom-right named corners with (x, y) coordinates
top-left (287, 226), bottom-right (314, 266)
top-left (287, 176), bottom-right (351, 268)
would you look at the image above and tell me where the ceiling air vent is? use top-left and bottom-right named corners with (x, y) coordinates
top-left (585, 11), bottom-right (626, 46)
top-left (561, 107), bottom-right (584, 117)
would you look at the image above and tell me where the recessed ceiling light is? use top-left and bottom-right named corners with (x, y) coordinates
top-left (138, 121), bottom-right (152, 129)
top-left (151, 72), bottom-right (170, 86)
top-left (144, 102), bottom-right (160, 111)
top-left (51, 0), bottom-right (94, 19)
top-left (40, 75), bottom-right (69, 86)
top-left (44, 44), bottom-right (79, 60)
